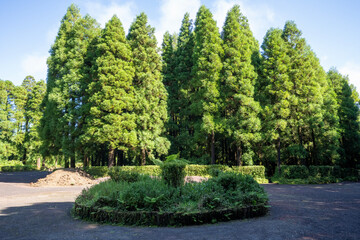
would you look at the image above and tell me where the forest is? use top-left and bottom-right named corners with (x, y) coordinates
top-left (1, 4), bottom-right (359, 175)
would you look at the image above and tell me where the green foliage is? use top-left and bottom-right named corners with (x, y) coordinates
top-left (161, 159), bottom-right (187, 187)
top-left (83, 166), bottom-right (109, 178)
top-left (127, 12), bottom-right (170, 165)
top-left (221, 5), bottom-right (261, 166)
top-left (309, 165), bottom-right (341, 178)
top-left (83, 15), bottom-right (136, 167)
top-left (190, 5), bottom-right (224, 164)
top-left (109, 167), bottom-right (141, 182)
top-left (276, 165), bottom-right (309, 179)
top-left (74, 171), bottom-right (268, 226)
top-left (231, 166), bottom-right (266, 179)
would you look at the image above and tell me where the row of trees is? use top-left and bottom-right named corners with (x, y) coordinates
top-left (0, 77), bottom-right (46, 162)
top-left (1, 4), bottom-right (359, 171)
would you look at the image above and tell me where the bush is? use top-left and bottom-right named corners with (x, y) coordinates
top-left (161, 160), bottom-right (186, 187)
top-left (309, 166), bottom-right (341, 178)
top-left (84, 166), bottom-right (109, 178)
top-left (109, 167), bottom-right (141, 182)
top-left (231, 166), bottom-right (266, 179)
top-left (276, 165), bottom-right (309, 179)
top-left (186, 165), bottom-right (231, 177)
top-left (121, 165), bottom-right (162, 176)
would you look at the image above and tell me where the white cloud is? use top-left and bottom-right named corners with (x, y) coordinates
top-left (212, 0), bottom-right (275, 42)
top-left (21, 53), bottom-right (48, 81)
top-left (339, 62), bottom-right (360, 92)
top-left (155, 0), bottom-right (201, 45)
top-left (84, 1), bottom-right (136, 33)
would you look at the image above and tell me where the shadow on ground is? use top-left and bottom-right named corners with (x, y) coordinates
top-left (0, 171), bottom-right (51, 184)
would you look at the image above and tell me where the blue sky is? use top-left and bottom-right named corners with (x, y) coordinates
top-left (1, 0), bottom-right (359, 91)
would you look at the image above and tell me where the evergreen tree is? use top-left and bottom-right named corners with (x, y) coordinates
top-left (260, 28), bottom-right (291, 173)
top-left (0, 80), bottom-right (16, 160)
top-left (40, 4), bottom-right (100, 167)
top-left (173, 13), bottom-right (195, 159)
top-left (328, 69), bottom-right (360, 167)
top-left (190, 5), bottom-right (223, 164)
top-left (127, 13), bottom-right (170, 165)
top-left (23, 78), bottom-right (46, 163)
top-left (221, 5), bottom-right (261, 166)
top-left (83, 15), bottom-right (137, 167)
top-left (161, 31), bottom-right (178, 154)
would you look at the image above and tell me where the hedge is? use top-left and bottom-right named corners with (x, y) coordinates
top-left (275, 165), bottom-right (359, 181)
top-left (84, 165), bottom-right (267, 181)
top-left (0, 165), bottom-right (37, 172)
top-left (275, 165), bottom-right (309, 179)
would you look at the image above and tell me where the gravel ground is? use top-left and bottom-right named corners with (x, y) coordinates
top-left (0, 171), bottom-right (359, 240)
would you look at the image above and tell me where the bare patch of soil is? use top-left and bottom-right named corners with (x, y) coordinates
top-left (30, 168), bottom-right (96, 187)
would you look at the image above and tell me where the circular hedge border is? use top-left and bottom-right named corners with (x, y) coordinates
top-left (74, 203), bottom-right (268, 226)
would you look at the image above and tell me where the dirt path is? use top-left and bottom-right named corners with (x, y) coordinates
top-left (1, 171), bottom-right (360, 240)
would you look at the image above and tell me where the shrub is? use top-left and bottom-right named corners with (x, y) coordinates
top-left (109, 167), bottom-right (141, 182)
top-left (231, 166), bottom-right (266, 179)
top-left (276, 165), bottom-right (309, 179)
top-left (186, 164), bottom-right (231, 177)
top-left (121, 165), bottom-right (161, 176)
top-left (161, 160), bottom-right (186, 187)
top-left (84, 166), bottom-right (109, 178)
top-left (309, 166), bottom-right (341, 178)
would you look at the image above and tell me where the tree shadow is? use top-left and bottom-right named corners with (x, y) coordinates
top-left (0, 171), bottom-right (51, 183)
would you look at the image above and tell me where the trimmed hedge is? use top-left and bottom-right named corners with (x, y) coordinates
top-left (273, 165), bottom-right (359, 183)
top-left (232, 166), bottom-right (266, 179)
top-left (0, 165), bottom-right (37, 172)
top-left (74, 203), bottom-right (267, 226)
top-left (84, 165), bottom-right (266, 180)
top-left (276, 165), bottom-right (309, 179)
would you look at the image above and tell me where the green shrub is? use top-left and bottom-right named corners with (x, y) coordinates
top-left (161, 160), bottom-right (186, 187)
top-left (109, 167), bottom-right (141, 182)
top-left (309, 166), bottom-right (341, 178)
top-left (185, 164), bottom-right (231, 177)
top-left (121, 165), bottom-right (161, 176)
top-left (276, 165), bottom-right (309, 179)
top-left (231, 166), bottom-right (266, 179)
top-left (84, 166), bottom-right (109, 178)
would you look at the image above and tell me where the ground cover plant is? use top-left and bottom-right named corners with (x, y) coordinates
top-left (74, 169), bottom-right (268, 226)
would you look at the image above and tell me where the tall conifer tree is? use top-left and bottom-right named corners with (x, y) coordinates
top-left (127, 13), bottom-right (170, 165)
top-left (83, 15), bottom-right (137, 167)
top-left (221, 5), bottom-right (261, 166)
top-left (174, 13), bottom-right (195, 159)
top-left (190, 6), bottom-right (223, 164)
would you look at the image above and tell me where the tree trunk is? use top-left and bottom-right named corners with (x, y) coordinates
top-left (36, 157), bottom-right (41, 170)
top-left (236, 145), bottom-right (243, 166)
top-left (22, 148), bottom-right (27, 165)
top-left (64, 157), bottom-right (69, 168)
top-left (141, 148), bottom-right (146, 166)
top-left (277, 137), bottom-right (281, 174)
top-left (311, 128), bottom-right (317, 165)
top-left (211, 130), bottom-right (215, 165)
top-left (83, 154), bottom-right (89, 167)
top-left (70, 156), bottom-right (75, 168)
top-left (108, 148), bottom-right (115, 167)
top-left (55, 155), bottom-right (58, 168)
top-left (298, 126), bottom-right (305, 165)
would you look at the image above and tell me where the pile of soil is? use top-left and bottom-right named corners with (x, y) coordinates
top-left (30, 168), bottom-right (96, 187)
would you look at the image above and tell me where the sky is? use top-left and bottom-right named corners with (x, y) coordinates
top-left (1, 0), bottom-right (359, 91)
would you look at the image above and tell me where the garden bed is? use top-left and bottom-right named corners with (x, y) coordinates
top-left (73, 172), bottom-right (269, 226)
